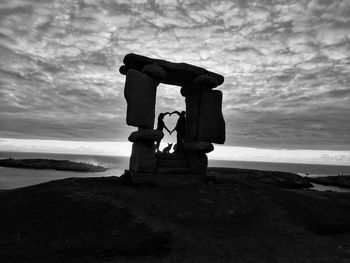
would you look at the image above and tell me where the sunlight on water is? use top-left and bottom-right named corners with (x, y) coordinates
top-left (310, 183), bottom-right (350, 193)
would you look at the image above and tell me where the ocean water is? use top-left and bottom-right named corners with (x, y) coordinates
top-left (0, 151), bottom-right (129, 189)
top-left (209, 160), bottom-right (350, 177)
top-left (0, 151), bottom-right (350, 190)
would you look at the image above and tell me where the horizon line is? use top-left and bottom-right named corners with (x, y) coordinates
top-left (0, 138), bottom-right (350, 166)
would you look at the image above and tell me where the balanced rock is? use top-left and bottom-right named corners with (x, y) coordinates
top-left (180, 74), bottom-right (221, 97)
top-left (184, 91), bottom-right (201, 142)
top-left (141, 63), bottom-right (167, 81)
top-left (119, 65), bottom-right (129, 75)
top-left (124, 69), bottom-right (159, 129)
top-left (198, 90), bottom-right (225, 144)
top-left (129, 142), bottom-right (157, 173)
top-left (120, 53), bottom-right (224, 86)
top-left (128, 129), bottom-right (164, 143)
top-left (183, 141), bottom-right (214, 153)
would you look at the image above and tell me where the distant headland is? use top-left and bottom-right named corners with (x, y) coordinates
top-left (0, 158), bottom-right (107, 173)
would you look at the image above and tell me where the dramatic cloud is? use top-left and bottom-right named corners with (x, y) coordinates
top-left (0, 0), bottom-right (349, 150)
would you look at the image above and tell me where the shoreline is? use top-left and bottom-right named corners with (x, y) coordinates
top-left (306, 175), bottom-right (350, 189)
top-left (1, 151), bottom-right (350, 176)
top-left (1, 159), bottom-right (350, 192)
top-left (0, 158), bottom-right (107, 173)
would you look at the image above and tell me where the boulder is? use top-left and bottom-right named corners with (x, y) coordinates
top-left (184, 91), bottom-right (201, 142)
top-left (183, 142), bottom-right (214, 153)
top-left (187, 152), bottom-right (208, 175)
top-left (128, 129), bottom-right (164, 143)
top-left (121, 53), bottom-right (224, 86)
top-left (180, 74), bottom-right (221, 97)
top-left (198, 90), bottom-right (225, 144)
top-left (124, 69), bottom-right (159, 129)
top-left (141, 63), bottom-right (167, 81)
top-left (119, 64), bottom-right (129, 75)
top-left (129, 142), bottom-right (157, 173)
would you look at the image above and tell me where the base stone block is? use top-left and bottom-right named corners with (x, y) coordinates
top-left (198, 90), bottom-right (225, 144)
top-left (124, 69), bottom-right (159, 129)
top-left (129, 142), bottom-right (156, 173)
top-left (187, 152), bottom-right (208, 175)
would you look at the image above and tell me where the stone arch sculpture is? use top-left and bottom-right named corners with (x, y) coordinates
top-left (120, 53), bottom-right (225, 175)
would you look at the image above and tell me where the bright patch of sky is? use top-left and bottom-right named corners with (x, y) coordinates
top-left (1, 139), bottom-right (349, 166)
top-left (0, 0), bottom-right (350, 162)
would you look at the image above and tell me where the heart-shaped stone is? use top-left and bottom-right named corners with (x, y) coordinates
top-left (161, 112), bottom-right (179, 134)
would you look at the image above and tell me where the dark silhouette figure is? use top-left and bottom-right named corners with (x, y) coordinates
top-left (155, 112), bottom-right (171, 152)
top-left (171, 111), bottom-right (186, 145)
top-left (162, 143), bottom-right (173, 153)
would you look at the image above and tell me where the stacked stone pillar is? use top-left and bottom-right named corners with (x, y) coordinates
top-left (124, 68), bottom-right (162, 173)
top-left (181, 75), bottom-right (225, 174)
top-left (120, 53), bottom-right (225, 175)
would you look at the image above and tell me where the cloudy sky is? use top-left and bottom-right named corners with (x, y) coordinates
top-left (0, 0), bottom-right (350, 164)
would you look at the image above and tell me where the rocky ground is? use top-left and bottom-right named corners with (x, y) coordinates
top-left (0, 168), bottom-right (350, 263)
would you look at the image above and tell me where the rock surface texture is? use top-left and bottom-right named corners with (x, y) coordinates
top-left (141, 63), bottom-right (168, 81)
top-left (120, 53), bottom-right (224, 86)
top-left (121, 53), bottom-right (225, 175)
top-left (198, 90), bottom-right (225, 144)
top-left (183, 141), bottom-right (214, 153)
top-left (187, 152), bottom-right (208, 174)
top-left (128, 129), bottom-right (164, 143)
top-left (124, 69), bottom-right (158, 129)
top-left (180, 74), bottom-right (220, 97)
top-left (129, 142), bottom-right (157, 173)
top-left (185, 91), bottom-right (201, 142)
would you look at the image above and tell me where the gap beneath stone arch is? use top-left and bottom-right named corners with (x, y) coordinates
top-left (155, 83), bottom-right (185, 151)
